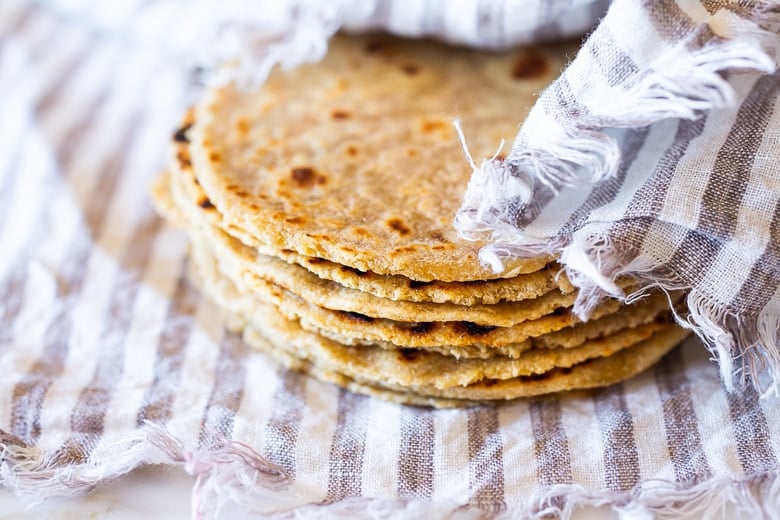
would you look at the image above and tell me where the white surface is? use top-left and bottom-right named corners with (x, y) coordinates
top-left (0, 465), bottom-right (621, 519)
top-left (0, 466), bottom-right (192, 520)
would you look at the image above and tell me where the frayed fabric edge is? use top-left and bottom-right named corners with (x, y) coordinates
top-left (455, 5), bottom-right (780, 394)
top-left (0, 423), bottom-right (780, 519)
top-left (456, 2), bottom-right (779, 245)
top-left (2, 423), bottom-right (779, 519)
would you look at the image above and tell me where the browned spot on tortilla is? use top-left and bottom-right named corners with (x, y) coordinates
top-left (428, 231), bottom-right (445, 241)
top-left (209, 151), bottom-right (221, 163)
top-left (339, 245), bottom-right (356, 253)
top-left (306, 257), bottom-right (326, 265)
top-left (431, 244), bottom-right (451, 251)
top-left (421, 120), bottom-right (446, 133)
top-left (351, 227), bottom-right (371, 238)
top-left (341, 311), bottom-right (374, 323)
top-left (197, 196), bottom-right (214, 210)
top-left (401, 64), bottom-right (419, 75)
top-left (455, 321), bottom-right (497, 336)
top-left (386, 218), bottom-right (411, 235)
top-left (249, 203), bottom-right (259, 210)
top-left (176, 151), bottom-right (191, 169)
top-left (408, 280), bottom-right (431, 289)
top-left (280, 249), bottom-right (295, 254)
top-left (398, 349), bottom-right (422, 362)
top-left (317, 175), bottom-right (327, 185)
top-left (407, 148), bottom-right (417, 157)
top-left (285, 216), bottom-right (306, 224)
top-left (235, 117), bottom-right (250, 136)
top-left (512, 49), bottom-right (548, 79)
top-left (409, 322), bottom-right (435, 334)
top-left (331, 109), bottom-right (351, 120)
top-left (291, 167), bottom-right (316, 187)
top-left (346, 145), bottom-right (359, 157)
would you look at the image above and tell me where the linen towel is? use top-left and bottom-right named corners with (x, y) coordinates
top-left (1, 1), bottom-right (779, 518)
top-left (455, 0), bottom-right (780, 395)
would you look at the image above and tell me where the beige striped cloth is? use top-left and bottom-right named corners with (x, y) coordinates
top-left (2, 1), bottom-right (780, 518)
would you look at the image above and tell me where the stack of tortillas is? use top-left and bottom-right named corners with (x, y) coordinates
top-left (152, 35), bottom-right (689, 408)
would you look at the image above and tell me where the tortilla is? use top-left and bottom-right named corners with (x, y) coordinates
top-left (169, 128), bottom-right (557, 304)
top-left (189, 35), bottom-right (576, 281)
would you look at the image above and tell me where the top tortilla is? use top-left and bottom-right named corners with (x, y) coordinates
top-left (191, 35), bottom-right (574, 282)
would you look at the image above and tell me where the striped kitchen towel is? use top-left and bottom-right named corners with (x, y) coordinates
top-left (456, 0), bottom-right (780, 395)
top-left (2, 1), bottom-right (780, 519)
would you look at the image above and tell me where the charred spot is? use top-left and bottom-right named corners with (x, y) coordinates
top-left (398, 349), bottom-right (422, 362)
top-left (409, 322), bottom-right (435, 334)
top-left (386, 218), bottom-right (411, 236)
top-left (285, 216), bottom-right (306, 224)
top-left (173, 123), bottom-right (192, 143)
top-left (209, 151), bottom-right (221, 163)
top-left (197, 196), bottom-right (214, 209)
top-left (365, 40), bottom-right (384, 53)
top-left (401, 64), bottom-right (419, 75)
top-left (291, 167), bottom-right (316, 187)
top-left (523, 371), bottom-right (553, 382)
top-left (306, 257), bottom-right (326, 265)
top-left (341, 311), bottom-right (374, 323)
top-left (455, 321), bottom-right (497, 336)
top-left (511, 49), bottom-right (549, 79)
top-left (408, 279), bottom-right (431, 289)
top-left (340, 265), bottom-right (367, 277)
top-left (331, 109), bottom-right (351, 120)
